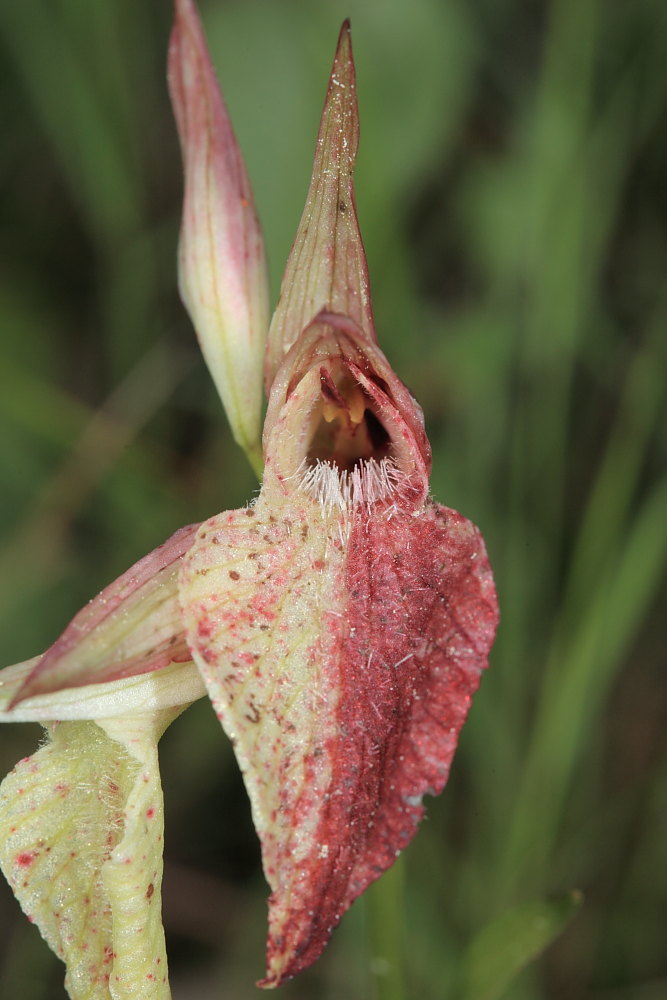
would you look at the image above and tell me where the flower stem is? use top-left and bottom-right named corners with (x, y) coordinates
top-left (364, 854), bottom-right (407, 1000)
top-left (244, 439), bottom-right (264, 481)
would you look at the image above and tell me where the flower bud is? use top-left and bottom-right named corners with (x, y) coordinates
top-left (169, 0), bottom-right (269, 473)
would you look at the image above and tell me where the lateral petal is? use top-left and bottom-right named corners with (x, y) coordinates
top-left (12, 524), bottom-right (199, 706)
top-left (0, 659), bottom-right (205, 723)
top-left (179, 485), bottom-right (498, 986)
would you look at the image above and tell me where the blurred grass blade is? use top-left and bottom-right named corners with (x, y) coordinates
top-left (460, 891), bottom-right (582, 1000)
top-left (364, 855), bottom-right (406, 1000)
top-left (0, 342), bottom-right (194, 624)
top-left (501, 469), bottom-right (667, 891)
top-left (0, 0), bottom-right (142, 248)
top-left (562, 311), bottom-right (666, 622)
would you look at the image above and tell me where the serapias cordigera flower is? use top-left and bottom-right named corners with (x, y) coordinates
top-left (0, 0), bottom-right (499, 994)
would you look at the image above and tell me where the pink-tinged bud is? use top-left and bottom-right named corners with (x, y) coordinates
top-left (179, 21), bottom-right (499, 987)
top-left (264, 21), bottom-right (376, 390)
top-left (11, 524), bottom-right (199, 705)
top-left (169, 0), bottom-right (269, 473)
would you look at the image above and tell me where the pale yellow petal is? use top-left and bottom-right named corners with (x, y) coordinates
top-left (0, 711), bottom-right (178, 999)
top-left (99, 712), bottom-right (176, 999)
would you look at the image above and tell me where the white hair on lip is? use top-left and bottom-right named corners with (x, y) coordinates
top-left (299, 457), bottom-right (405, 512)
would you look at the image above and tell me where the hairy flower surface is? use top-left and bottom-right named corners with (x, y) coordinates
top-left (0, 2), bottom-right (498, 995)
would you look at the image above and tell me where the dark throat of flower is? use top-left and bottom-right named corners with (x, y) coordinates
top-left (308, 361), bottom-right (391, 472)
top-left (265, 318), bottom-right (430, 509)
top-left (295, 358), bottom-right (414, 510)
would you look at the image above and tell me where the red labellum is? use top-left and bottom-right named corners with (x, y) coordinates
top-left (266, 499), bottom-right (497, 984)
top-left (180, 478), bottom-right (497, 986)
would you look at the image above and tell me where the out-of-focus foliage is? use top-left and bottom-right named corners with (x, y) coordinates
top-left (0, 0), bottom-right (665, 998)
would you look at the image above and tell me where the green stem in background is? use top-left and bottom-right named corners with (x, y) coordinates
top-left (364, 854), bottom-right (407, 1000)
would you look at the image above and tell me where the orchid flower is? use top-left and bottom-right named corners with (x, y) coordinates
top-left (0, 1), bottom-right (499, 995)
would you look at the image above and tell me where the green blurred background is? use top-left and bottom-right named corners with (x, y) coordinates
top-left (0, 0), bottom-right (665, 997)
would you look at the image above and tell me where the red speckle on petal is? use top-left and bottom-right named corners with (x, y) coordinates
top-left (197, 617), bottom-right (215, 640)
top-left (146, 883), bottom-right (155, 900)
top-left (146, 807), bottom-right (155, 819)
top-left (16, 852), bottom-right (37, 867)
